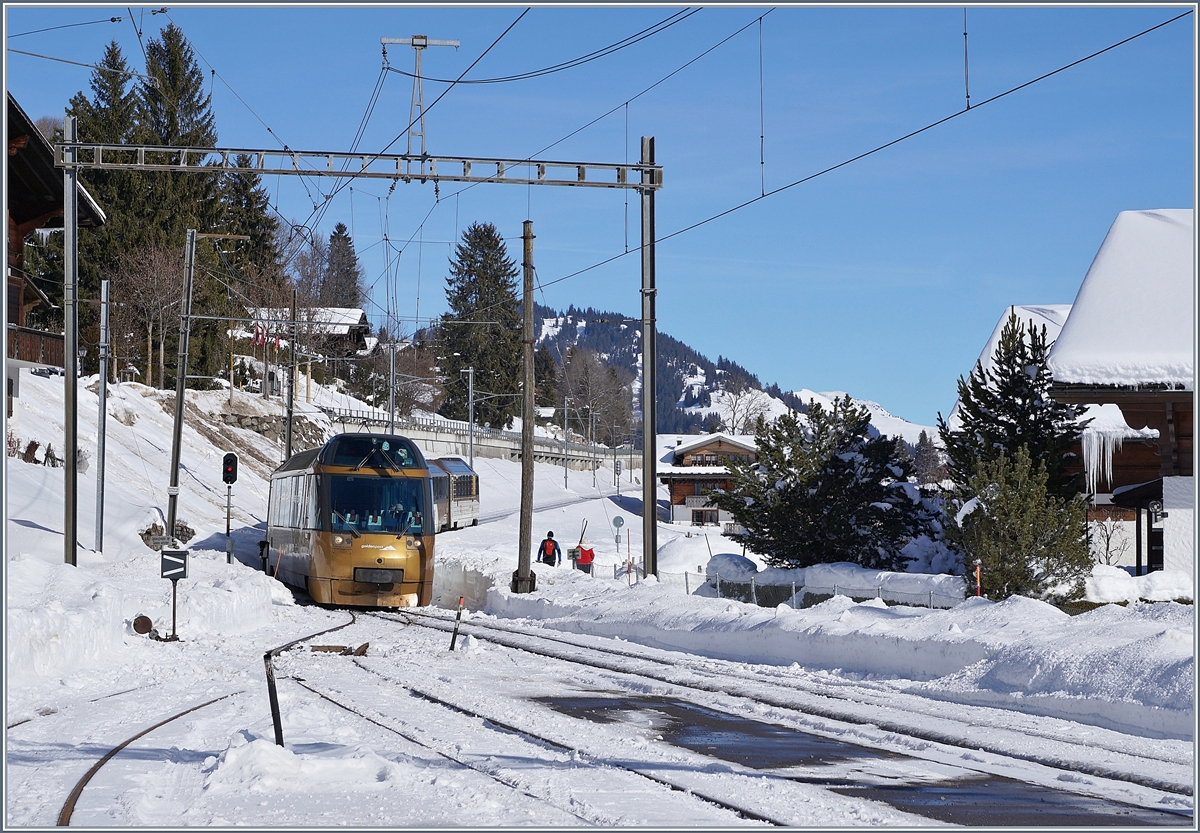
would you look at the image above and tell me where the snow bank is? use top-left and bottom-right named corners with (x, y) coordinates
top-left (1087, 564), bottom-right (1194, 603)
top-left (6, 554), bottom-right (126, 683)
top-left (477, 568), bottom-right (1193, 739)
top-left (205, 734), bottom-right (406, 794)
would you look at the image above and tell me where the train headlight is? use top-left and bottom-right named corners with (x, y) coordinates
top-left (332, 533), bottom-right (353, 549)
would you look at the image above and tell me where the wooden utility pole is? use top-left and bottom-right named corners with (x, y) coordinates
top-left (640, 137), bottom-right (658, 577)
top-left (285, 289), bottom-right (297, 458)
top-left (513, 220), bottom-right (536, 593)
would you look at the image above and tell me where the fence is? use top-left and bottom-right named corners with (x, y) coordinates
top-left (609, 563), bottom-right (963, 610)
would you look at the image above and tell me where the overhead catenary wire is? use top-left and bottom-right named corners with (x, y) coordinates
top-left (449, 9), bottom-right (1194, 321)
top-left (383, 8), bottom-right (698, 85)
top-left (8, 15), bottom-right (123, 38)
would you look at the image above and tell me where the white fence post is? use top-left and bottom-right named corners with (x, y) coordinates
top-left (928, 590), bottom-right (934, 609)
top-left (750, 576), bottom-right (757, 605)
top-left (791, 581), bottom-right (797, 609)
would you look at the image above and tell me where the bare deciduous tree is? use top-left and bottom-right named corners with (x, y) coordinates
top-left (109, 242), bottom-right (181, 388)
top-left (1090, 507), bottom-right (1131, 566)
top-left (717, 375), bottom-right (773, 434)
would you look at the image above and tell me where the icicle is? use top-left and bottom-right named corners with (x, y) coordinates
top-left (1081, 427), bottom-right (1124, 495)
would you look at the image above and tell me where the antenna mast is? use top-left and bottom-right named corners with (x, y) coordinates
top-left (381, 35), bottom-right (460, 177)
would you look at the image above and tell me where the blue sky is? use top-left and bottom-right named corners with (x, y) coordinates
top-left (5, 5), bottom-right (1195, 427)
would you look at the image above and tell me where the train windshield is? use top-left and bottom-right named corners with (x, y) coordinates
top-left (329, 475), bottom-right (426, 534)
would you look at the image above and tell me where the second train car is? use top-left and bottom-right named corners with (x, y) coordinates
top-left (266, 433), bottom-right (435, 607)
top-left (428, 456), bottom-right (480, 531)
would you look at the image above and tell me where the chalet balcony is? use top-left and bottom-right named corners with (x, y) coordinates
top-left (684, 495), bottom-right (712, 509)
top-left (7, 324), bottom-right (64, 368)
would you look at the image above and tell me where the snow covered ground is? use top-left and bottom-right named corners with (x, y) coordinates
top-left (4, 368), bottom-right (1194, 826)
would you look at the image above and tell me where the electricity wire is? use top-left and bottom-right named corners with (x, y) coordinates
top-left (6, 48), bottom-right (159, 85)
top-left (383, 8), bottom-right (698, 85)
top-left (448, 9), bottom-right (1194, 318)
top-left (7, 16), bottom-right (122, 38)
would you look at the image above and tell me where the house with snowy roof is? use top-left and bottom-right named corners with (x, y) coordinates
top-left (245, 306), bottom-right (371, 357)
top-left (1046, 209), bottom-right (1194, 578)
top-left (656, 433), bottom-right (757, 526)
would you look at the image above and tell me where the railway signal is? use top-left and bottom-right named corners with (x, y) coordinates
top-left (222, 453), bottom-right (238, 564)
top-left (159, 549), bottom-right (188, 641)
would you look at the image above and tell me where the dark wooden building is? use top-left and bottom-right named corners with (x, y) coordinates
top-left (7, 93), bottom-right (106, 414)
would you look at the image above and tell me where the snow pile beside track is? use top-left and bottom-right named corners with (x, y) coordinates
top-left (479, 567), bottom-right (1194, 739)
top-left (6, 554), bottom-right (126, 683)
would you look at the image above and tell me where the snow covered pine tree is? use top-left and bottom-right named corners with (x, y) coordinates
top-left (710, 396), bottom-right (942, 570)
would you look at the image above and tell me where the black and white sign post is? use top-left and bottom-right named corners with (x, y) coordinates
top-left (160, 549), bottom-right (188, 641)
top-left (222, 453), bottom-right (238, 564)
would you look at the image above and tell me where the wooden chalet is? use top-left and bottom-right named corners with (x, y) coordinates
top-left (246, 306), bottom-right (371, 358)
top-left (1047, 209), bottom-right (1194, 577)
top-left (656, 433), bottom-right (757, 526)
top-left (7, 93), bottom-right (106, 415)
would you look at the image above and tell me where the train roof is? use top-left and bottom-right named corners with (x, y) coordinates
top-left (274, 433), bottom-right (428, 475)
top-left (431, 456), bottom-right (477, 476)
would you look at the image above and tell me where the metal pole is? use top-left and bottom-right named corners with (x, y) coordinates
top-left (226, 483), bottom-right (233, 565)
top-left (285, 290), bottom-right (296, 458)
top-left (563, 402), bottom-right (568, 489)
top-left (640, 136), bottom-right (658, 577)
top-left (388, 342), bottom-right (396, 435)
top-left (592, 412), bottom-right (597, 488)
top-left (166, 229), bottom-right (197, 542)
top-left (63, 113), bottom-right (79, 566)
top-left (95, 279), bottom-right (109, 552)
top-left (467, 366), bottom-right (474, 468)
top-left (514, 220), bottom-right (536, 593)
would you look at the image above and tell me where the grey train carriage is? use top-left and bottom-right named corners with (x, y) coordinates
top-left (428, 456), bottom-right (480, 531)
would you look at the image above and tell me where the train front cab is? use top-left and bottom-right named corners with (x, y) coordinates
top-left (267, 434), bottom-right (435, 608)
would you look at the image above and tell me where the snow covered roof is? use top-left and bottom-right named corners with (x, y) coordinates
top-left (1046, 209), bottom-right (1194, 389)
top-left (656, 432), bottom-right (757, 472)
top-left (247, 307), bottom-right (369, 336)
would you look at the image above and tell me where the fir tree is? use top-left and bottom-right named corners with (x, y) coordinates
top-left (322, 222), bottom-right (365, 308)
top-left (945, 446), bottom-right (1090, 602)
top-left (437, 222), bottom-right (521, 427)
top-left (65, 41), bottom-right (145, 370)
top-left (222, 155), bottom-right (281, 277)
top-left (937, 311), bottom-right (1088, 502)
top-left (709, 396), bottom-right (942, 570)
top-left (138, 23), bottom-right (221, 243)
top-left (913, 430), bottom-right (943, 486)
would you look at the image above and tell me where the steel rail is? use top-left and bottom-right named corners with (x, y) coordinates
top-left (293, 663), bottom-right (787, 826)
top-left (376, 610), bottom-right (1194, 799)
top-left (291, 679), bottom-right (597, 826)
top-left (56, 691), bottom-right (243, 827)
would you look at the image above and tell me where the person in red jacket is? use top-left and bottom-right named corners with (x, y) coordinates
top-left (575, 536), bottom-right (596, 575)
top-left (538, 531), bottom-right (561, 566)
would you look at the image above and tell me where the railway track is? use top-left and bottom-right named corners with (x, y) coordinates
top-left (361, 608), bottom-right (1192, 811)
top-left (290, 670), bottom-right (785, 826)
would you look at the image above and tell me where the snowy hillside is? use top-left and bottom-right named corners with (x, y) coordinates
top-left (535, 303), bottom-right (934, 441)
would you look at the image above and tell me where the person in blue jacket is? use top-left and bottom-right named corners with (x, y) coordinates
top-left (537, 531), bottom-right (562, 566)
